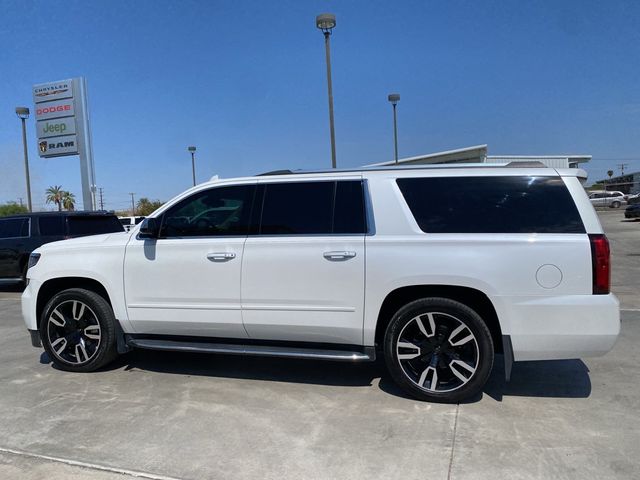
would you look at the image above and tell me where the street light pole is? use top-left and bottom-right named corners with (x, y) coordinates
top-left (188, 146), bottom-right (197, 186)
top-left (388, 94), bottom-right (400, 164)
top-left (316, 13), bottom-right (337, 169)
top-left (129, 192), bottom-right (136, 216)
top-left (15, 107), bottom-right (32, 212)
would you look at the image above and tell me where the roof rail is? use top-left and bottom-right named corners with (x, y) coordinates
top-left (257, 169), bottom-right (295, 176)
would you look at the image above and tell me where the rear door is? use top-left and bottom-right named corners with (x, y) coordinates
top-left (38, 215), bottom-right (66, 245)
top-left (241, 178), bottom-right (367, 345)
top-left (0, 217), bottom-right (31, 279)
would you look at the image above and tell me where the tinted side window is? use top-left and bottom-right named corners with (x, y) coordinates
top-left (162, 185), bottom-right (255, 237)
top-left (39, 216), bottom-right (65, 236)
top-left (67, 216), bottom-right (124, 236)
top-left (0, 218), bottom-right (30, 238)
top-left (260, 182), bottom-right (334, 234)
top-left (334, 181), bottom-right (366, 234)
top-left (396, 176), bottom-right (585, 234)
top-left (259, 180), bottom-right (367, 235)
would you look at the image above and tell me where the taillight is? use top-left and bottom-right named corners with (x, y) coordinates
top-left (589, 234), bottom-right (610, 295)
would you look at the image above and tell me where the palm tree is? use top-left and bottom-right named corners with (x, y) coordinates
top-left (45, 185), bottom-right (64, 212)
top-left (62, 191), bottom-right (76, 211)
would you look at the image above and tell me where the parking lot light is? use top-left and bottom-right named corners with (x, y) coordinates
top-left (15, 107), bottom-right (32, 212)
top-left (188, 146), bottom-right (197, 186)
top-left (316, 13), bottom-right (337, 169)
top-left (388, 94), bottom-right (400, 164)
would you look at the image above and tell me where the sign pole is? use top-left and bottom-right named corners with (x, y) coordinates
top-left (74, 78), bottom-right (96, 210)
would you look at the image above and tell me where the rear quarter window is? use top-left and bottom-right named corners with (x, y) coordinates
top-left (396, 176), bottom-right (585, 234)
top-left (67, 216), bottom-right (124, 236)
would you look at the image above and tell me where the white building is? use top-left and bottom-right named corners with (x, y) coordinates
top-left (366, 145), bottom-right (591, 169)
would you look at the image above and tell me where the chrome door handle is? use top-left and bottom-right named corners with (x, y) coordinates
top-left (323, 251), bottom-right (357, 261)
top-left (207, 252), bottom-right (236, 262)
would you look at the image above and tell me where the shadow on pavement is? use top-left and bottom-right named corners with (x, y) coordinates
top-left (481, 355), bottom-right (591, 402)
top-left (42, 348), bottom-right (592, 402)
top-left (0, 283), bottom-right (24, 293)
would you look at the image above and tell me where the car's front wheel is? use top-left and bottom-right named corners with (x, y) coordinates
top-left (612, 201), bottom-right (621, 208)
top-left (40, 288), bottom-right (119, 372)
top-left (384, 297), bottom-right (494, 403)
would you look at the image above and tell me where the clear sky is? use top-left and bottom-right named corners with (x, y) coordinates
top-left (1, 0), bottom-right (639, 211)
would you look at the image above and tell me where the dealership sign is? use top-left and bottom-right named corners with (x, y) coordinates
top-left (33, 77), bottom-right (97, 210)
top-left (33, 80), bottom-right (78, 156)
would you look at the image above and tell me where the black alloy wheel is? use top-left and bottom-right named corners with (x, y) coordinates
top-left (40, 288), bottom-right (118, 372)
top-left (384, 297), bottom-right (494, 403)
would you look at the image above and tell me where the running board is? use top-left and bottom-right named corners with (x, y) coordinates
top-left (127, 338), bottom-right (376, 362)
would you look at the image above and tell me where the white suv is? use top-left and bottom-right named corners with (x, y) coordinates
top-left (22, 165), bottom-right (620, 402)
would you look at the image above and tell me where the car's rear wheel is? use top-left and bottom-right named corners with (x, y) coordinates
top-left (384, 297), bottom-right (494, 403)
top-left (40, 288), bottom-right (118, 372)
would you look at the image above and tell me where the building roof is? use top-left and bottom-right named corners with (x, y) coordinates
top-left (365, 145), bottom-right (488, 167)
top-left (487, 155), bottom-right (591, 165)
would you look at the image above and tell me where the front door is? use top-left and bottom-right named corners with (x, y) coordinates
top-left (241, 179), bottom-right (367, 345)
top-left (124, 183), bottom-right (256, 338)
top-left (0, 217), bottom-right (31, 280)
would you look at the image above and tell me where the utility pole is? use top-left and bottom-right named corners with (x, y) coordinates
top-left (18, 198), bottom-right (23, 208)
top-left (98, 188), bottom-right (104, 210)
top-left (617, 163), bottom-right (628, 176)
top-left (129, 193), bottom-right (136, 216)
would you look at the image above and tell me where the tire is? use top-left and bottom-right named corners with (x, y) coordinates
top-left (612, 201), bottom-right (621, 208)
top-left (384, 297), bottom-right (494, 403)
top-left (40, 288), bottom-right (119, 372)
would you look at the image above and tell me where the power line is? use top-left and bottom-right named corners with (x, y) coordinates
top-left (617, 163), bottom-right (629, 175)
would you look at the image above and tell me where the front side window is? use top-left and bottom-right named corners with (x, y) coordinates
top-left (259, 180), bottom-right (366, 235)
top-left (0, 218), bottom-right (30, 239)
top-left (161, 185), bottom-right (255, 237)
top-left (397, 176), bottom-right (585, 234)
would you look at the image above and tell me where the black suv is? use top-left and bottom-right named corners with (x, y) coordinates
top-left (0, 211), bottom-right (124, 284)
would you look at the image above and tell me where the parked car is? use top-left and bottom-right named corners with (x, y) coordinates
top-left (624, 203), bottom-right (640, 219)
top-left (626, 193), bottom-right (640, 205)
top-left (588, 190), bottom-right (626, 208)
top-left (118, 216), bottom-right (146, 232)
top-left (0, 211), bottom-right (124, 284)
top-left (22, 165), bottom-right (619, 403)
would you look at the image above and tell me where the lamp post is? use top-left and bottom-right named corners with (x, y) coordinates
top-left (388, 94), bottom-right (400, 164)
top-left (188, 146), bottom-right (196, 186)
top-left (316, 13), bottom-right (337, 169)
top-left (15, 107), bottom-right (33, 212)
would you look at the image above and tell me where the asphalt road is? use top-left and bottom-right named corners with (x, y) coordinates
top-left (0, 210), bottom-right (638, 479)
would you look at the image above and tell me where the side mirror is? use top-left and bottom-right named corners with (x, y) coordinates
top-left (138, 217), bottom-right (160, 239)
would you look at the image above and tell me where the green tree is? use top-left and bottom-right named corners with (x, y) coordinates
top-left (45, 185), bottom-right (65, 212)
top-left (62, 191), bottom-right (76, 211)
top-left (136, 197), bottom-right (164, 216)
top-left (0, 202), bottom-right (28, 217)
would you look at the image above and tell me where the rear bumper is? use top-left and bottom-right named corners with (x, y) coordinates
top-left (498, 294), bottom-right (620, 361)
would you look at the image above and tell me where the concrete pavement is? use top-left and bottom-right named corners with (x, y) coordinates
top-left (0, 210), bottom-right (637, 479)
